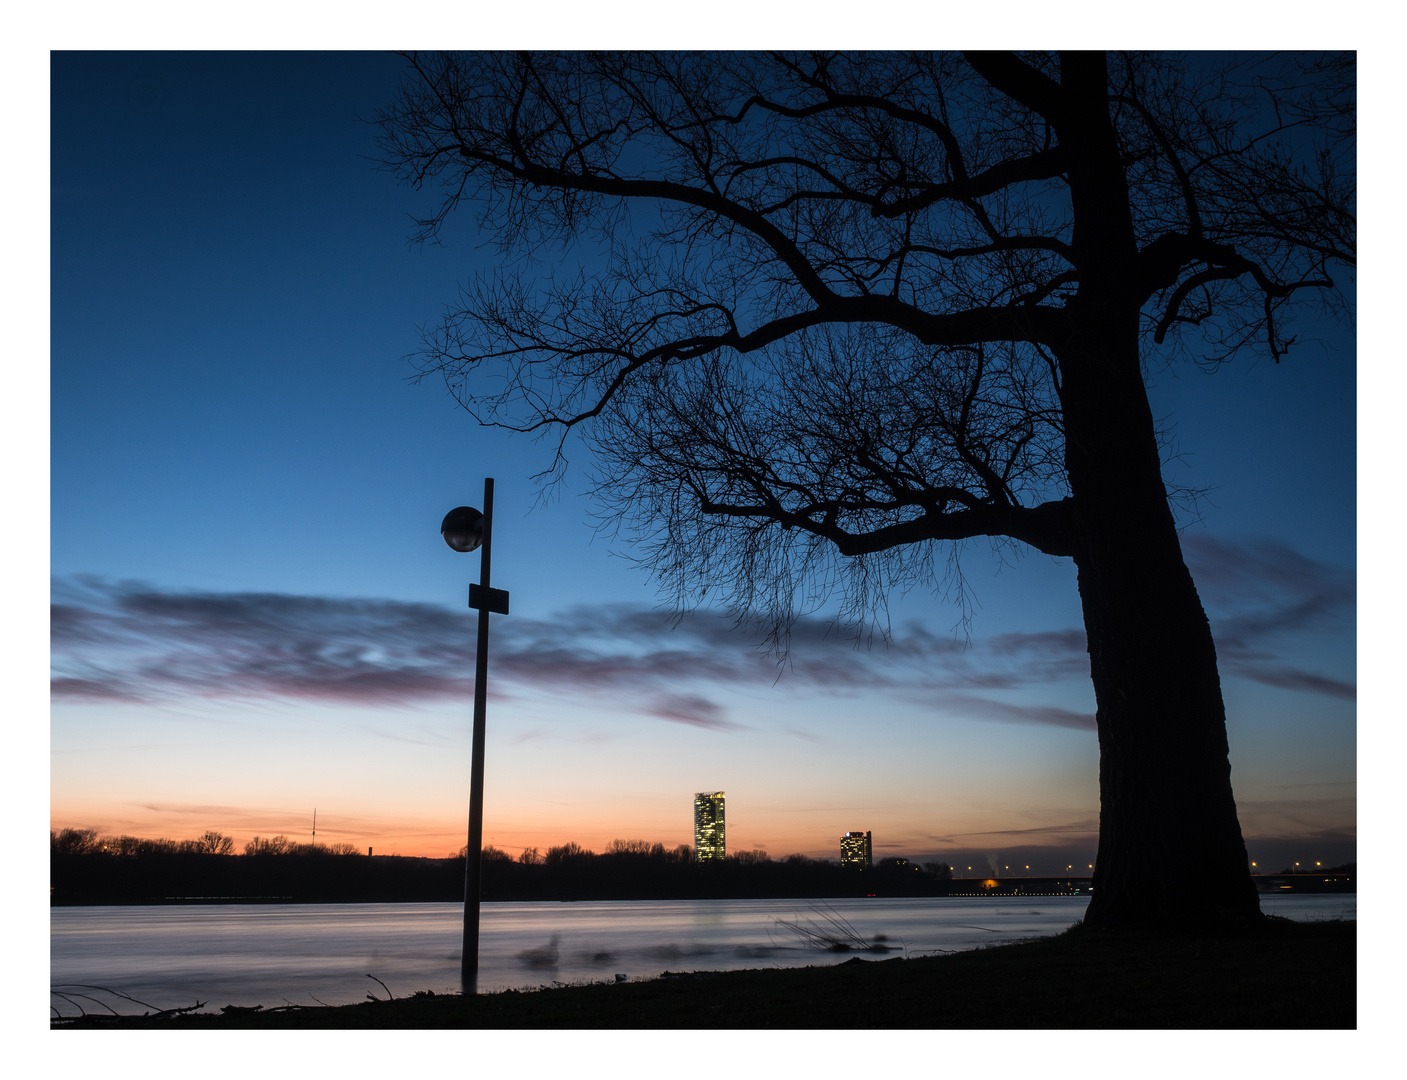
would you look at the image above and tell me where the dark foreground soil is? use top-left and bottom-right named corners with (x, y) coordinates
top-left (56, 919), bottom-right (1354, 1030)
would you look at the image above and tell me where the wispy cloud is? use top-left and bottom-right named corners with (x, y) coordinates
top-left (51, 579), bottom-right (478, 705)
top-left (103, 803), bottom-right (448, 847)
top-left (1234, 796), bottom-right (1357, 838)
top-left (50, 533), bottom-right (1353, 730)
top-left (949, 818), bottom-right (1101, 840)
top-left (643, 693), bottom-right (747, 731)
top-left (925, 694), bottom-right (1096, 731)
top-left (1235, 666), bottom-right (1356, 701)
top-left (1182, 535), bottom-right (1356, 699)
top-left (51, 578), bottom-right (1093, 729)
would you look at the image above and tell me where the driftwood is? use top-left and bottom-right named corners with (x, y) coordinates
top-left (364, 973), bottom-right (395, 1001)
top-left (50, 984), bottom-right (207, 1025)
top-left (773, 905), bottom-right (901, 954)
top-left (52, 973), bottom-right (412, 1024)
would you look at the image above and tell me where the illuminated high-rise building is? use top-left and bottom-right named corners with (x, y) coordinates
top-left (841, 831), bottom-right (872, 869)
top-left (693, 791), bottom-right (726, 861)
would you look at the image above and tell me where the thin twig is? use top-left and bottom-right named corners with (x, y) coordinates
top-left (50, 991), bottom-right (90, 1017)
top-left (365, 973), bottom-right (395, 1001)
top-left (52, 983), bottom-right (164, 1012)
top-left (150, 1001), bottom-right (207, 1018)
top-left (54, 990), bottom-right (121, 1016)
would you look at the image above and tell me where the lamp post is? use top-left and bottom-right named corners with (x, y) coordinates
top-left (441, 478), bottom-right (510, 991)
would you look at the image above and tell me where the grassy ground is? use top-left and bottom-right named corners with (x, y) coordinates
top-left (56, 919), bottom-right (1353, 1030)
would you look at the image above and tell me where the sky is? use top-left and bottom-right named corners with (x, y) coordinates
top-left (46, 49), bottom-right (1359, 875)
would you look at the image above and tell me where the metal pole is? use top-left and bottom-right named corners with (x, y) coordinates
top-left (462, 476), bottom-right (494, 990)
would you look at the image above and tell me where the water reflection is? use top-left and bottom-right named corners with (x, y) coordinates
top-left (50, 893), bottom-right (1352, 1017)
top-left (514, 934), bottom-right (560, 970)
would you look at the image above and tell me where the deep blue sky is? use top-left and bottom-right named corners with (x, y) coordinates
top-left (50, 51), bottom-right (647, 607)
top-left (48, 51), bottom-right (1356, 874)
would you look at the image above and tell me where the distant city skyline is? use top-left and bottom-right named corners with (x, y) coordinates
top-left (48, 799), bottom-right (1350, 879)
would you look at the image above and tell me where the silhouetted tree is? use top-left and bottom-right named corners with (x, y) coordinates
top-left (193, 830), bottom-right (236, 855)
top-left (286, 841), bottom-right (330, 856)
top-left (107, 834), bottom-right (147, 857)
top-left (544, 841), bottom-right (595, 864)
top-left (377, 51), bottom-right (1353, 930)
top-left (50, 828), bottom-right (101, 855)
top-left (244, 834), bottom-right (295, 856)
top-left (606, 838), bottom-right (667, 856)
top-left (109, 834), bottom-right (177, 856)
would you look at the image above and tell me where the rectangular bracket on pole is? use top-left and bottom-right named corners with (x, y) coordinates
top-left (469, 584), bottom-right (510, 615)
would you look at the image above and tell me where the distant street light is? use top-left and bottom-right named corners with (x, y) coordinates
top-left (442, 479), bottom-right (510, 991)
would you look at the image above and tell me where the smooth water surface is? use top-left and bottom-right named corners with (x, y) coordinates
top-left (50, 893), bottom-right (1353, 1017)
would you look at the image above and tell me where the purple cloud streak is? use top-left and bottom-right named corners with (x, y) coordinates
top-left (51, 534), bottom-right (1353, 729)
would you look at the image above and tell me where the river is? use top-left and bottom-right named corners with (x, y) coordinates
top-left (50, 893), bottom-right (1354, 1017)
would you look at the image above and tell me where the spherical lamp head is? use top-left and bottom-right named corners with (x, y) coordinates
top-left (441, 506), bottom-right (484, 553)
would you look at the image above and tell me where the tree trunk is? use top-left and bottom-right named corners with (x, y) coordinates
top-left (1054, 51), bottom-right (1260, 930)
top-left (1063, 343), bottom-right (1262, 930)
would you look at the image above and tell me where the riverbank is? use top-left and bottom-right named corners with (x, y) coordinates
top-left (49, 845), bottom-right (1356, 906)
top-left (56, 918), bottom-right (1353, 1029)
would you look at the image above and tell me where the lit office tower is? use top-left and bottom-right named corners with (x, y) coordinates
top-left (693, 792), bottom-right (726, 861)
top-left (841, 831), bottom-right (872, 869)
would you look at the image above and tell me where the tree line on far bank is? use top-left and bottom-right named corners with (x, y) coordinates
top-left (50, 829), bottom-right (960, 905)
top-left (468, 838), bottom-right (952, 876)
top-left (51, 827), bottom-right (361, 858)
top-left (463, 838), bottom-right (955, 900)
